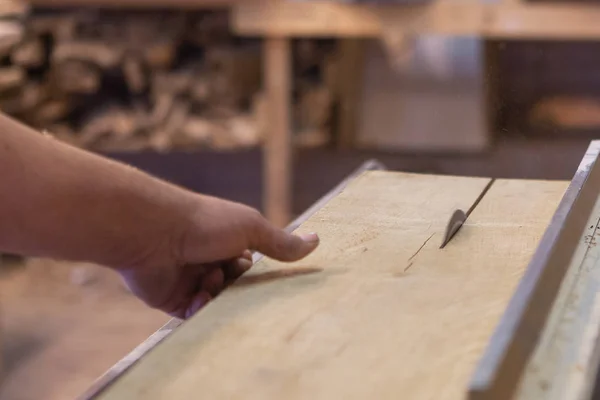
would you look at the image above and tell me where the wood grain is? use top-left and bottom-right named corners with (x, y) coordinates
top-left (95, 171), bottom-right (568, 400)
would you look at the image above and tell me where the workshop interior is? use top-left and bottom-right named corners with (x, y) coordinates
top-left (3, 0), bottom-right (600, 399)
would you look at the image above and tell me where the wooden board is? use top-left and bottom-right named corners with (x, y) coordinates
top-left (93, 171), bottom-right (568, 399)
top-left (232, 1), bottom-right (600, 40)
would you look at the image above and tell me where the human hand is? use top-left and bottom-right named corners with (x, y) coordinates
top-left (117, 195), bottom-right (319, 319)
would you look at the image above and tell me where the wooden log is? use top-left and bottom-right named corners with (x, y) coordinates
top-left (209, 120), bottom-right (239, 151)
top-left (189, 74), bottom-right (211, 105)
top-left (149, 101), bottom-right (189, 152)
top-left (122, 55), bottom-right (146, 94)
top-left (205, 44), bottom-right (261, 106)
top-left (79, 106), bottom-right (139, 148)
top-left (11, 36), bottom-right (45, 68)
top-left (51, 60), bottom-right (101, 94)
top-left (147, 94), bottom-right (174, 130)
top-left (52, 41), bottom-right (124, 69)
top-left (178, 116), bottom-right (214, 147)
top-left (0, 66), bottom-right (25, 92)
top-left (151, 69), bottom-right (193, 97)
top-left (226, 113), bottom-right (260, 148)
top-left (0, 82), bottom-right (49, 114)
top-left (31, 99), bottom-right (72, 123)
top-left (143, 41), bottom-right (177, 70)
top-left (0, 20), bottom-right (24, 58)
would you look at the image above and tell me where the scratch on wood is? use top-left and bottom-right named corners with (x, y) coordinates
top-left (408, 233), bottom-right (435, 262)
top-left (284, 313), bottom-right (314, 342)
top-left (403, 262), bottom-right (414, 273)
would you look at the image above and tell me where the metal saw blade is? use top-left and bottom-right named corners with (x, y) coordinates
top-left (440, 209), bottom-right (467, 249)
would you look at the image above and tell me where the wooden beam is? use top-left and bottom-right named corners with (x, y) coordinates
top-left (263, 37), bottom-right (291, 227)
top-left (23, 0), bottom-right (235, 8)
top-left (487, 4), bottom-right (600, 40)
top-left (233, 1), bottom-right (600, 40)
top-left (233, 1), bottom-right (485, 38)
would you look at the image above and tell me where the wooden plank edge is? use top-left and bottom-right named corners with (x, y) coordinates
top-left (78, 158), bottom-right (386, 400)
top-left (232, 2), bottom-right (600, 40)
top-left (24, 0), bottom-right (235, 9)
top-left (468, 140), bottom-right (600, 400)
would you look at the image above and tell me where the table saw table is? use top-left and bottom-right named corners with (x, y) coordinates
top-left (79, 141), bottom-right (600, 400)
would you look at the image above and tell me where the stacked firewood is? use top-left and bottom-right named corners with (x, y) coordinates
top-left (0, 9), bottom-right (334, 151)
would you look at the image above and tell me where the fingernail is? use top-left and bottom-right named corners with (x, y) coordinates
top-left (241, 250), bottom-right (253, 261)
top-left (195, 292), bottom-right (212, 309)
top-left (237, 258), bottom-right (253, 271)
top-left (186, 292), bottom-right (212, 319)
top-left (300, 232), bottom-right (319, 243)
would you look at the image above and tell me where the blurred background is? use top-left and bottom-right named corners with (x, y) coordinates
top-left (1, 0), bottom-right (599, 398)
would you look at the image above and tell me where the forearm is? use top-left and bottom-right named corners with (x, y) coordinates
top-left (0, 113), bottom-right (196, 268)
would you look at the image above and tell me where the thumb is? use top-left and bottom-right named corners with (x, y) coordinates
top-left (251, 219), bottom-right (320, 262)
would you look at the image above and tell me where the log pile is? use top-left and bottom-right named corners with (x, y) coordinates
top-left (0, 9), bottom-right (335, 151)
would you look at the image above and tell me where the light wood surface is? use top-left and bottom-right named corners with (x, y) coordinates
top-left (233, 1), bottom-right (600, 40)
top-left (95, 171), bottom-right (568, 399)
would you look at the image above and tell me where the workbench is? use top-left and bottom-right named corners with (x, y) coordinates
top-left (77, 155), bottom-right (589, 399)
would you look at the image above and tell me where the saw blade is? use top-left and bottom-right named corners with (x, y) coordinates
top-left (440, 178), bottom-right (496, 249)
top-left (440, 209), bottom-right (467, 249)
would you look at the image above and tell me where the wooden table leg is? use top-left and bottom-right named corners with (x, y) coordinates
top-left (263, 37), bottom-right (292, 227)
top-left (336, 38), bottom-right (366, 149)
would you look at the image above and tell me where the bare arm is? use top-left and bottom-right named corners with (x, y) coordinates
top-left (0, 113), bottom-right (197, 267)
top-left (0, 113), bottom-right (319, 318)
